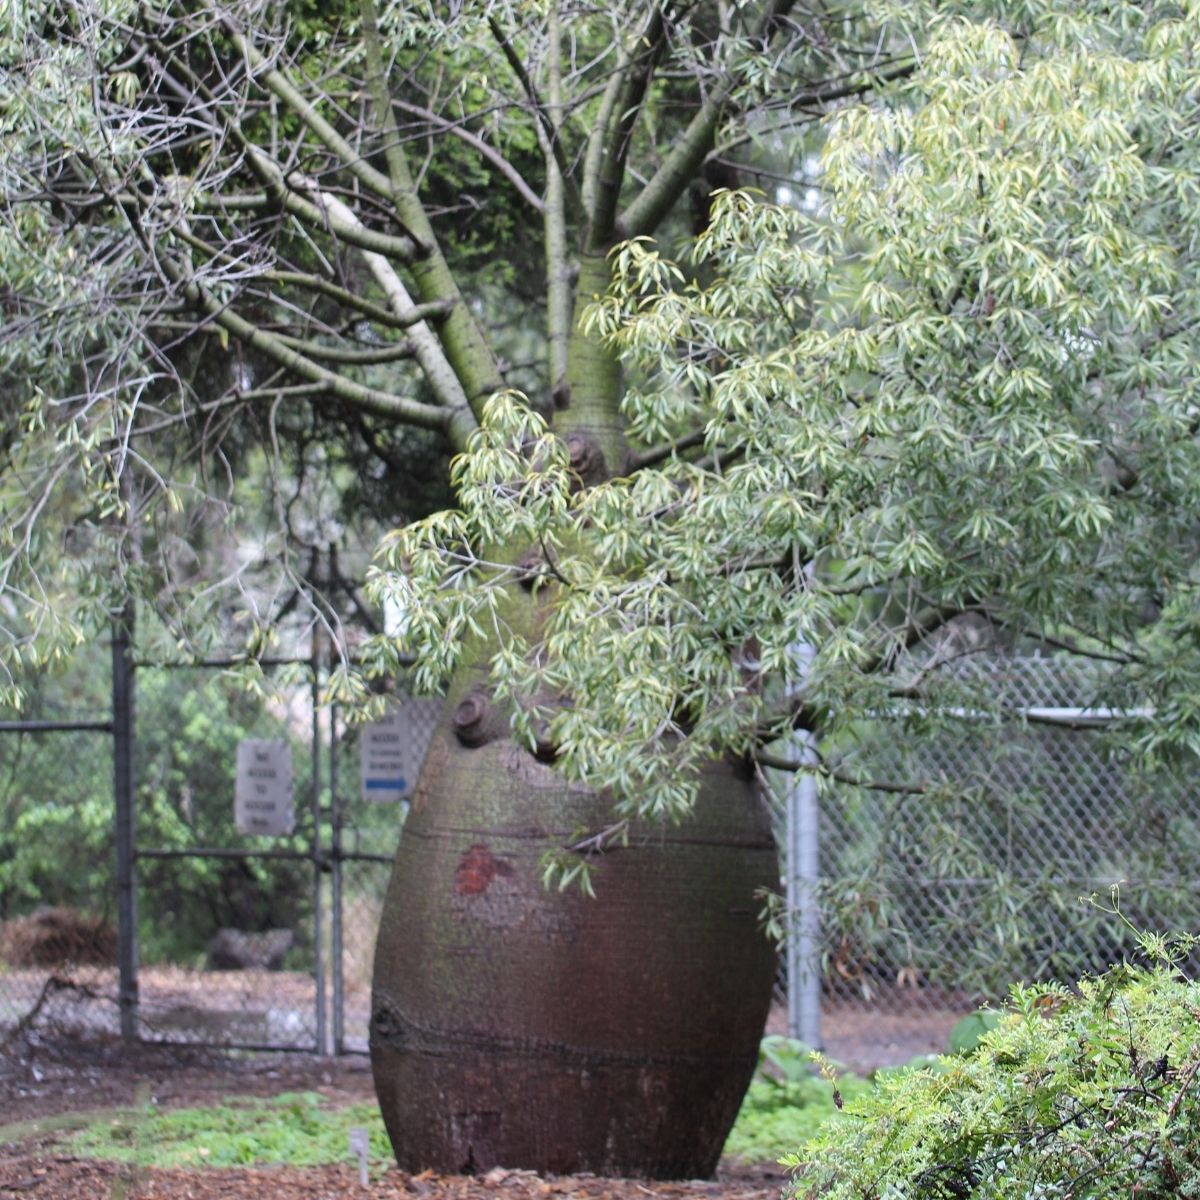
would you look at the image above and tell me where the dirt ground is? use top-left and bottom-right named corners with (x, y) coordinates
top-left (0, 976), bottom-right (962, 1200)
top-left (0, 1037), bottom-right (789, 1200)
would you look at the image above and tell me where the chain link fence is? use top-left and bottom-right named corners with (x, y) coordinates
top-left (0, 645), bottom-right (443, 1055)
top-left (0, 713), bottom-right (117, 1048)
top-left (5, 645), bottom-right (1198, 1070)
top-left (783, 653), bottom-right (1200, 1066)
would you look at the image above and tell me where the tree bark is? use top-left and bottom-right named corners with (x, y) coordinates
top-left (371, 665), bottom-right (779, 1177)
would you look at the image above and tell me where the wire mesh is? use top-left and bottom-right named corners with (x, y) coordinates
top-left (814, 655), bottom-right (1197, 1025)
top-left (7, 646), bottom-right (1193, 1068)
top-left (130, 664), bottom-right (321, 1051)
top-left (0, 706), bottom-right (118, 1047)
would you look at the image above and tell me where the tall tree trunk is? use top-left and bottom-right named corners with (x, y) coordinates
top-left (371, 265), bottom-right (780, 1177)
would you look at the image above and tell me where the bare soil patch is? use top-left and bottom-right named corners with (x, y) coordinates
top-left (0, 1152), bottom-right (785, 1200)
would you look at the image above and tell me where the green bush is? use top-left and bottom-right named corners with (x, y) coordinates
top-left (792, 937), bottom-right (1200, 1199)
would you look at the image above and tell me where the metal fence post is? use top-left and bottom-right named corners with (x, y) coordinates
top-left (112, 608), bottom-right (138, 1044)
top-left (330, 702), bottom-right (344, 1055)
top-left (785, 730), bottom-right (822, 1049)
top-left (311, 622), bottom-right (328, 1055)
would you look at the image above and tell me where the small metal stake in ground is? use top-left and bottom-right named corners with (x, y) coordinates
top-left (348, 1126), bottom-right (370, 1187)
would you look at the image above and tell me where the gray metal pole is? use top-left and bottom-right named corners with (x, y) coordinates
top-left (311, 625), bottom-right (327, 1055)
top-left (330, 702), bottom-right (344, 1055)
top-left (112, 610), bottom-right (138, 1044)
top-left (785, 731), bottom-right (822, 1049)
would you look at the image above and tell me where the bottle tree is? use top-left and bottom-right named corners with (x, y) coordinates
top-left (7, 0), bottom-right (1198, 1179)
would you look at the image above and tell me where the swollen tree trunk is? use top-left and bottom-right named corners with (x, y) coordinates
top-left (367, 13), bottom-right (788, 1167)
top-left (372, 253), bottom-right (779, 1174)
top-left (371, 664), bottom-right (779, 1178)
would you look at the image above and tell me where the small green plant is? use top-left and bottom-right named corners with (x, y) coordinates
top-left (67, 1092), bottom-right (389, 1170)
top-left (790, 935), bottom-right (1200, 1198)
top-left (724, 1038), bottom-right (872, 1163)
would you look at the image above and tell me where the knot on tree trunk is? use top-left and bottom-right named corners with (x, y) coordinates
top-left (565, 432), bottom-right (606, 490)
top-left (453, 690), bottom-right (494, 747)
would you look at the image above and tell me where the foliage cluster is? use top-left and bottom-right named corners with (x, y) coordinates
top-left (795, 940), bottom-right (1200, 1199)
top-left (382, 2), bottom-right (1200, 874)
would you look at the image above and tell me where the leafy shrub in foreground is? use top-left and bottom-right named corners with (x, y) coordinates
top-left (792, 939), bottom-right (1200, 1199)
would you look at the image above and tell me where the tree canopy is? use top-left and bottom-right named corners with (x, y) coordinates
top-left (3, 0), bottom-right (1200, 826)
top-left (386, 4), bottom-right (1200, 819)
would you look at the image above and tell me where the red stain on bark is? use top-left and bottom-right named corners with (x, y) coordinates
top-left (455, 844), bottom-right (511, 895)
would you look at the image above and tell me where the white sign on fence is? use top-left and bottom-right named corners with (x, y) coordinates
top-left (235, 739), bottom-right (295, 836)
top-left (360, 700), bottom-right (439, 804)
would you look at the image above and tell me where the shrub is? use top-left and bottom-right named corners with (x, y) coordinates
top-left (792, 936), bottom-right (1200, 1199)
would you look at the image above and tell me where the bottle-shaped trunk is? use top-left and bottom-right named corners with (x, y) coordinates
top-left (370, 669), bottom-right (779, 1178)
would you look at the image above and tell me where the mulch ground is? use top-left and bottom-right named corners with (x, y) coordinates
top-left (0, 1038), bottom-right (788, 1200)
top-left (0, 1154), bottom-right (786, 1200)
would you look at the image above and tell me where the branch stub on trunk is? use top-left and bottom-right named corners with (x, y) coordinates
top-left (516, 548), bottom-right (546, 591)
top-left (565, 432), bottom-right (607, 490)
top-left (453, 690), bottom-right (493, 747)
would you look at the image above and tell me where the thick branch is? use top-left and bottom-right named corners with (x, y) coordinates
top-left (271, 333), bottom-right (416, 365)
top-left (161, 257), bottom-right (474, 446)
top-left (230, 29), bottom-right (415, 222)
top-left (265, 272), bottom-right (454, 331)
top-left (618, 0), bottom-right (798, 239)
top-left (585, 6), bottom-right (667, 248)
top-left (318, 192), bottom-right (471, 413)
top-left (358, 0), bottom-right (506, 413)
top-left (541, 3), bottom-right (571, 396)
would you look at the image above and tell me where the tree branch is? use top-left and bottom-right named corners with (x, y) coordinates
top-left (618, 0), bottom-right (800, 239)
top-left (486, 16), bottom-right (584, 218)
top-left (271, 332), bottom-right (416, 365)
top-left (265, 272), bottom-right (454, 331)
top-left (358, 0), bottom-right (506, 414)
top-left (627, 428), bottom-right (709, 471)
top-left (756, 751), bottom-right (930, 795)
top-left (230, 28), bottom-right (423, 233)
top-left (584, 6), bottom-right (667, 248)
top-left (541, 2), bottom-right (571, 399)
top-left (159, 256), bottom-right (474, 446)
top-left (392, 98), bottom-right (545, 214)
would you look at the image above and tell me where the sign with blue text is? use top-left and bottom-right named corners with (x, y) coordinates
top-left (360, 700), bottom-right (439, 804)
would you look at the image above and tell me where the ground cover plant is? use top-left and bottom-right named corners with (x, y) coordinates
top-left (723, 1038), bottom-right (872, 1164)
top-left (41, 1039), bottom-right (869, 1172)
top-left (64, 1091), bottom-right (390, 1171)
top-left (793, 933), bottom-right (1200, 1199)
